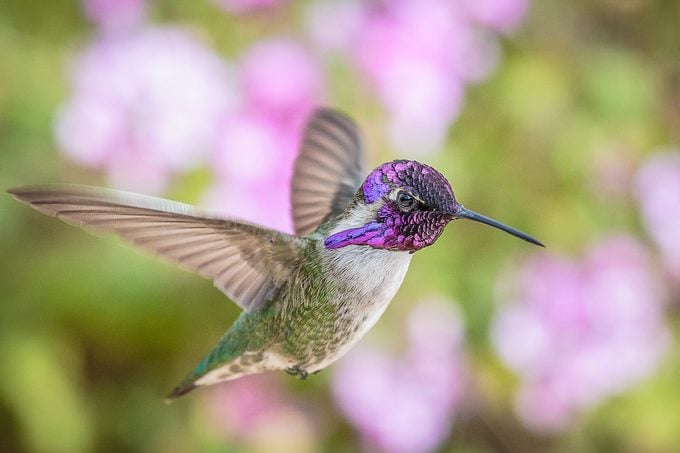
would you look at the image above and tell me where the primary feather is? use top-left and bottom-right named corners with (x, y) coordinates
top-left (291, 108), bottom-right (366, 236)
top-left (7, 185), bottom-right (301, 313)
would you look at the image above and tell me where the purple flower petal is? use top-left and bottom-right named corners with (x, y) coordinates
top-left (83, 0), bottom-right (146, 30)
top-left (55, 27), bottom-right (236, 194)
top-left (462, 0), bottom-right (530, 34)
top-left (634, 150), bottom-right (680, 280)
top-left (204, 39), bottom-right (323, 232)
top-left (492, 235), bottom-right (669, 433)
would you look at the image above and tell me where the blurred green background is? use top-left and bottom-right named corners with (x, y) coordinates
top-left (2, 0), bottom-right (680, 452)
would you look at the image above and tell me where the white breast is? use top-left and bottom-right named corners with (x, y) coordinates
top-left (311, 245), bottom-right (412, 371)
top-left (326, 245), bottom-right (412, 304)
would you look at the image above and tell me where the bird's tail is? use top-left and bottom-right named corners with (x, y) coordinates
top-left (164, 313), bottom-right (271, 402)
top-left (165, 382), bottom-right (198, 402)
top-left (165, 349), bottom-right (271, 402)
top-left (164, 339), bottom-right (246, 403)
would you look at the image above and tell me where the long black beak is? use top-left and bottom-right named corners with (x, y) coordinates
top-left (455, 206), bottom-right (544, 247)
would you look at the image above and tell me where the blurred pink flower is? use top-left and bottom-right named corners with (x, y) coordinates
top-left (208, 375), bottom-right (318, 450)
top-left (214, 0), bottom-right (284, 14)
top-left (355, 1), bottom-right (468, 156)
top-left (241, 40), bottom-right (323, 123)
top-left (492, 235), bottom-right (669, 432)
top-left (332, 299), bottom-right (466, 453)
top-left (55, 27), bottom-right (235, 193)
top-left (462, 0), bottom-right (530, 33)
top-left (204, 112), bottom-right (297, 232)
top-left (83, 0), bottom-right (147, 30)
top-left (205, 39), bottom-right (323, 232)
top-left (634, 150), bottom-right (680, 280)
top-left (306, 0), bottom-right (520, 156)
top-left (305, 0), bottom-right (366, 52)
top-left (209, 374), bottom-right (285, 437)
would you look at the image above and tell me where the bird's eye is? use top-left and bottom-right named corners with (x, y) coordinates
top-left (397, 191), bottom-right (415, 210)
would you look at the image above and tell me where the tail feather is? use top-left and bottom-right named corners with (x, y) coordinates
top-left (165, 382), bottom-right (198, 403)
top-left (163, 313), bottom-right (273, 401)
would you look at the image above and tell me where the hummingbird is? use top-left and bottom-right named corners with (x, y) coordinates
top-left (8, 108), bottom-right (542, 400)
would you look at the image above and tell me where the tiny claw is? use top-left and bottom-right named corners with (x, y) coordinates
top-left (286, 365), bottom-right (309, 380)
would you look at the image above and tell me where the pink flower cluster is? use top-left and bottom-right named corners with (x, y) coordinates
top-left (205, 39), bottom-right (323, 233)
top-left (208, 374), bottom-right (318, 449)
top-left (491, 236), bottom-right (669, 432)
top-left (332, 299), bottom-right (466, 453)
top-left (61, 0), bottom-right (527, 228)
top-left (634, 150), bottom-right (680, 281)
top-left (83, 0), bottom-right (146, 30)
top-left (58, 1), bottom-right (323, 231)
top-left (55, 26), bottom-right (235, 194)
top-left (307, 0), bottom-right (528, 155)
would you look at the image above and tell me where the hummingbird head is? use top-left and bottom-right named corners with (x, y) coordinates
top-left (324, 160), bottom-right (543, 252)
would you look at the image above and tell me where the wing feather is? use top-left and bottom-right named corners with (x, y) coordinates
top-left (291, 108), bottom-right (366, 236)
top-left (8, 185), bottom-right (301, 313)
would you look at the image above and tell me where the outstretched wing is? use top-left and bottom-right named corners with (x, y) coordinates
top-left (291, 108), bottom-right (366, 236)
top-left (8, 185), bottom-right (301, 313)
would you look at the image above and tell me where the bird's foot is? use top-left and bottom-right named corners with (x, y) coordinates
top-left (286, 365), bottom-right (309, 380)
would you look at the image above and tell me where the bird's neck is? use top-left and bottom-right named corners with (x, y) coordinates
top-left (328, 201), bottom-right (377, 233)
top-left (306, 207), bottom-right (411, 294)
top-left (318, 240), bottom-right (412, 307)
top-left (321, 201), bottom-right (382, 249)
top-left (321, 244), bottom-right (412, 282)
